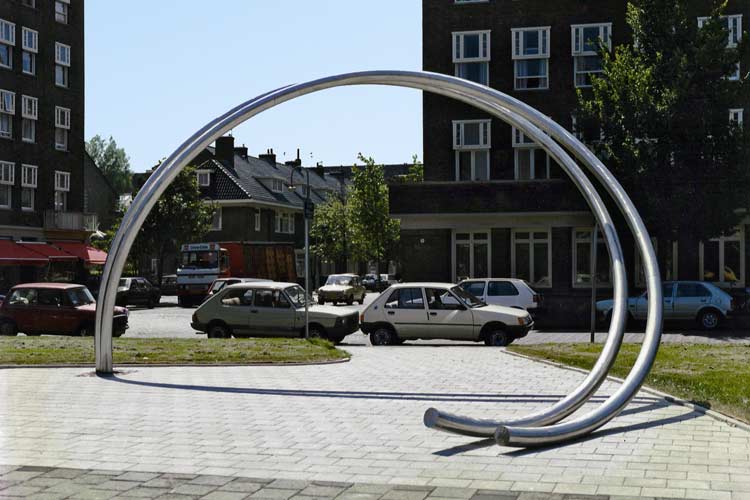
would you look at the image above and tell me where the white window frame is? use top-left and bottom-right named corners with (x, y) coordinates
top-left (55, 170), bottom-right (70, 191)
top-left (729, 108), bottom-right (744, 126)
top-left (698, 14), bottom-right (743, 48)
top-left (211, 207), bottom-right (222, 231)
top-left (196, 170), bottom-right (210, 186)
top-left (452, 230), bottom-right (492, 282)
top-left (511, 229), bottom-right (552, 288)
top-left (0, 89), bottom-right (14, 114)
top-left (275, 211), bottom-right (295, 234)
top-left (55, 0), bottom-right (69, 24)
top-left (0, 161), bottom-right (14, 185)
top-left (512, 27), bottom-right (550, 90)
top-left (21, 164), bottom-right (37, 187)
top-left (254, 211), bottom-right (261, 231)
top-left (572, 23), bottom-right (612, 88)
top-left (270, 178), bottom-right (284, 193)
top-left (453, 30), bottom-right (491, 85)
top-left (635, 239), bottom-right (679, 287)
top-left (55, 106), bottom-right (70, 129)
top-left (572, 227), bottom-right (613, 288)
top-left (21, 95), bottom-right (37, 119)
top-left (22, 118), bottom-right (35, 143)
top-left (454, 149), bottom-right (490, 182)
top-left (21, 27), bottom-right (37, 52)
top-left (511, 126), bottom-right (552, 180)
top-left (0, 20), bottom-right (14, 70)
top-left (55, 42), bottom-right (70, 66)
top-left (453, 120), bottom-right (491, 149)
top-left (699, 228), bottom-right (745, 286)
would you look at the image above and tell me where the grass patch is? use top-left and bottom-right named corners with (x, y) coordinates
top-left (508, 343), bottom-right (750, 424)
top-left (0, 337), bottom-right (349, 366)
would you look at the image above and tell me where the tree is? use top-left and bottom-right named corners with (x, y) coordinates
top-left (310, 195), bottom-right (351, 272)
top-left (86, 135), bottom-right (133, 194)
top-left (93, 165), bottom-right (216, 284)
top-left (347, 154), bottom-right (401, 271)
top-left (577, 0), bottom-right (750, 267)
top-left (403, 154), bottom-right (424, 183)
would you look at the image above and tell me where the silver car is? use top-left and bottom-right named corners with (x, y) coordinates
top-left (596, 281), bottom-right (734, 330)
top-left (191, 282), bottom-right (359, 343)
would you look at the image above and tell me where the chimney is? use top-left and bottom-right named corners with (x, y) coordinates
top-left (215, 136), bottom-right (235, 166)
top-left (258, 148), bottom-right (277, 166)
top-left (234, 144), bottom-right (248, 158)
top-left (315, 161), bottom-right (325, 177)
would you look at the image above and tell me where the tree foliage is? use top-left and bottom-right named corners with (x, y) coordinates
top-left (93, 165), bottom-right (216, 283)
top-left (577, 0), bottom-right (750, 245)
top-left (310, 195), bottom-right (350, 270)
top-left (85, 135), bottom-right (133, 194)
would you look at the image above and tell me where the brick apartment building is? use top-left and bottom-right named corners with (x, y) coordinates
top-left (0, 0), bottom-right (101, 292)
top-left (390, 0), bottom-right (750, 326)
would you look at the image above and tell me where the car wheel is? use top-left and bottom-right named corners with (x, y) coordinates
top-left (207, 323), bottom-right (231, 339)
top-left (147, 298), bottom-right (155, 309)
top-left (698, 309), bottom-right (721, 330)
top-left (332, 300), bottom-right (337, 306)
top-left (346, 295), bottom-right (354, 306)
top-left (484, 329), bottom-right (510, 347)
top-left (370, 327), bottom-right (393, 346)
top-left (307, 325), bottom-right (325, 339)
top-left (0, 321), bottom-right (18, 336)
top-left (318, 297), bottom-right (325, 305)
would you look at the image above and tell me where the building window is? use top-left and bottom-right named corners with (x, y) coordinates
top-left (55, 106), bottom-right (70, 151)
top-left (698, 15), bottom-right (743, 80)
top-left (270, 178), bottom-right (284, 193)
top-left (21, 27), bottom-right (37, 76)
top-left (0, 161), bottom-right (14, 209)
top-left (55, 0), bottom-right (69, 24)
top-left (512, 229), bottom-right (551, 287)
top-left (55, 42), bottom-right (71, 88)
top-left (571, 115), bottom-right (603, 144)
top-left (453, 30), bottom-right (490, 85)
top-left (54, 170), bottom-right (70, 212)
top-left (571, 23), bottom-right (612, 88)
top-left (512, 27), bottom-right (550, 90)
top-left (254, 211), bottom-right (261, 231)
top-left (21, 95), bottom-right (37, 143)
top-left (453, 120), bottom-right (491, 181)
top-left (210, 207), bottom-right (222, 231)
top-left (700, 229), bottom-right (745, 286)
top-left (275, 212), bottom-right (294, 234)
top-left (0, 89), bottom-right (14, 139)
top-left (196, 170), bottom-right (210, 186)
top-left (0, 19), bottom-right (14, 70)
top-left (295, 249), bottom-right (305, 278)
top-left (635, 239), bottom-right (678, 287)
top-left (572, 228), bottom-right (612, 287)
top-left (454, 231), bottom-right (490, 281)
top-left (20, 164), bottom-right (36, 211)
top-left (730, 108), bottom-right (744, 126)
top-left (512, 127), bottom-right (555, 180)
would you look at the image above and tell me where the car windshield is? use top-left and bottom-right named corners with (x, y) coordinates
top-left (285, 285), bottom-right (312, 307)
top-left (325, 275), bottom-right (352, 286)
top-left (118, 279), bottom-right (127, 287)
top-left (68, 287), bottom-right (95, 306)
top-left (450, 286), bottom-right (486, 308)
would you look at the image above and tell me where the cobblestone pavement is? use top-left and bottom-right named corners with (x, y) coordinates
top-left (1, 347), bottom-right (749, 499)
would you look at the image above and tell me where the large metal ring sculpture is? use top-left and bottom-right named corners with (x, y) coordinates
top-left (95, 71), bottom-right (662, 448)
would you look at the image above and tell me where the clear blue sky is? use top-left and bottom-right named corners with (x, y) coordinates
top-left (85, 1), bottom-right (423, 172)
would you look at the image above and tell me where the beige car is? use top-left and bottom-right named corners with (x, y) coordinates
top-left (191, 282), bottom-right (359, 343)
top-left (317, 274), bottom-right (366, 305)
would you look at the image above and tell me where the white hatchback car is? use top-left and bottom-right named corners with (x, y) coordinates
top-left (360, 282), bottom-right (533, 346)
top-left (458, 278), bottom-right (541, 315)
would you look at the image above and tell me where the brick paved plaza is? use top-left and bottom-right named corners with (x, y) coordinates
top-left (1, 346), bottom-right (749, 499)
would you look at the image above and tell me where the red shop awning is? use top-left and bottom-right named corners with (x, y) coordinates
top-left (0, 240), bottom-right (50, 266)
top-left (16, 242), bottom-right (77, 261)
top-left (51, 241), bottom-right (108, 265)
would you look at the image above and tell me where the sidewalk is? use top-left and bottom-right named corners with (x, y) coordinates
top-left (1, 346), bottom-right (748, 499)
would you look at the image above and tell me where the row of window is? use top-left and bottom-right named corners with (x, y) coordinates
top-left (19, 0), bottom-right (70, 24)
top-left (0, 161), bottom-right (70, 212)
top-left (453, 15), bottom-right (742, 90)
top-left (0, 18), bottom-right (71, 86)
top-left (209, 207), bottom-right (295, 235)
top-left (454, 227), bottom-right (745, 288)
top-left (0, 89), bottom-right (70, 149)
top-left (451, 108), bottom-right (745, 182)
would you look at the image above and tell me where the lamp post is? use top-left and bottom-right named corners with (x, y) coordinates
top-left (289, 164), bottom-right (313, 339)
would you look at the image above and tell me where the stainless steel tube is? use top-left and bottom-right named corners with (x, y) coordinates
top-left (95, 71), bottom-right (660, 450)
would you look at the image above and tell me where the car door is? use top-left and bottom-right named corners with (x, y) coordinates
top-left (58, 290), bottom-right (83, 334)
top-left (4, 288), bottom-right (38, 333)
top-left (487, 280), bottom-right (522, 308)
top-left (674, 283), bottom-right (711, 319)
top-left (216, 288), bottom-right (254, 335)
top-left (250, 288), bottom-right (296, 336)
top-left (35, 289), bottom-right (64, 334)
top-left (382, 287), bottom-right (428, 339)
top-left (460, 281), bottom-right (487, 303)
top-left (424, 287), bottom-right (475, 340)
top-left (635, 283), bottom-right (675, 320)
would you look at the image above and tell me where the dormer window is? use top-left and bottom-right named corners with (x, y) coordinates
top-left (271, 178), bottom-right (284, 193)
top-left (196, 170), bottom-right (210, 187)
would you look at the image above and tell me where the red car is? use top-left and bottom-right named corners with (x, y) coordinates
top-left (0, 283), bottom-right (129, 337)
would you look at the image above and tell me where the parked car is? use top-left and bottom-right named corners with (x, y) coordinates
top-left (116, 277), bottom-right (161, 308)
top-left (317, 274), bottom-right (366, 305)
top-left (374, 273), bottom-right (399, 292)
top-left (458, 278), bottom-right (542, 315)
top-left (205, 277), bottom-right (269, 300)
top-left (362, 274), bottom-right (379, 291)
top-left (596, 281), bottom-right (733, 330)
top-left (0, 283), bottom-right (129, 337)
top-left (191, 282), bottom-right (360, 343)
top-left (360, 282), bottom-right (533, 346)
top-left (161, 274), bottom-right (177, 296)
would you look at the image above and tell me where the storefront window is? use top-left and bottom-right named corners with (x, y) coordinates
top-left (454, 231), bottom-right (490, 281)
top-left (512, 230), bottom-right (550, 287)
top-left (573, 228), bottom-right (611, 287)
top-left (701, 229), bottom-right (745, 285)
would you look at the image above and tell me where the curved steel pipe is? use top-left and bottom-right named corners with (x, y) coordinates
top-left (95, 71), bottom-right (660, 449)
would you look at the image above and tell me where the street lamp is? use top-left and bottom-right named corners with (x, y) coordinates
top-left (288, 164), bottom-right (313, 339)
